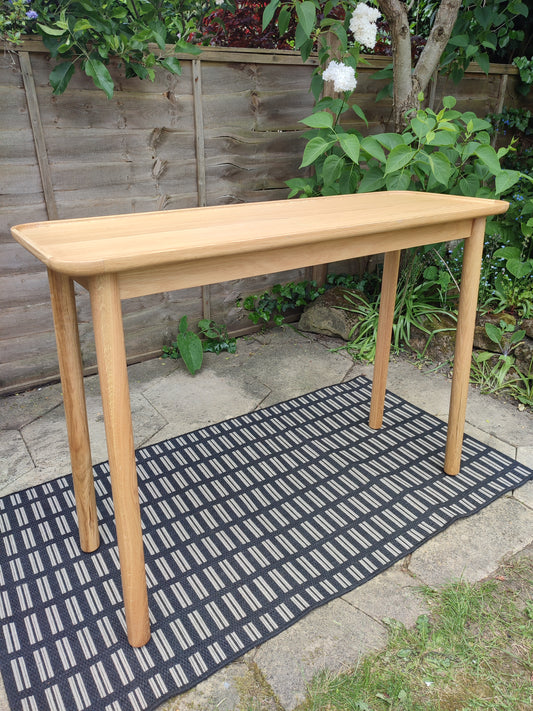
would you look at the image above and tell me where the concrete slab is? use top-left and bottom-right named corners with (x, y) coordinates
top-left (514, 479), bottom-right (533, 509)
top-left (341, 565), bottom-right (429, 629)
top-left (156, 655), bottom-right (253, 711)
top-left (21, 388), bottom-right (165, 477)
top-left (141, 366), bottom-right (270, 441)
top-left (0, 430), bottom-right (34, 493)
top-left (408, 496), bottom-right (533, 587)
top-left (228, 328), bottom-right (354, 407)
top-left (253, 598), bottom-right (387, 710)
top-left (0, 382), bottom-right (63, 430)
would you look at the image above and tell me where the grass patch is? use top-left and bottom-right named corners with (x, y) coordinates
top-left (298, 557), bottom-right (533, 711)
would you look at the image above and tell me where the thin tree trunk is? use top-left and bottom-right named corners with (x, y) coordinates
top-left (378, 0), bottom-right (463, 130)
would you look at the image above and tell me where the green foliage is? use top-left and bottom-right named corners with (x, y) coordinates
top-left (196, 318), bottom-right (237, 354)
top-left (238, 273), bottom-right (366, 325)
top-left (287, 95), bottom-right (527, 200)
top-left (338, 249), bottom-right (457, 362)
top-left (1, 0), bottom-right (212, 96)
top-left (513, 56), bottom-right (533, 95)
top-left (0, 0), bottom-right (39, 43)
top-left (162, 316), bottom-right (236, 374)
top-left (437, 0), bottom-right (529, 82)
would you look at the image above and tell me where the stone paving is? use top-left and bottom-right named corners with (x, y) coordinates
top-left (1, 327), bottom-right (532, 710)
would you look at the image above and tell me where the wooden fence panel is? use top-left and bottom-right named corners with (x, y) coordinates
top-left (0, 42), bottom-right (530, 393)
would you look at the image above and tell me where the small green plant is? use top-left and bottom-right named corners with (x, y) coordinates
top-left (197, 319), bottom-right (237, 355)
top-left (239, 274), bottom-right (365, 326)
top-left (338, 253), bottom-right (457, 363)
top-left (470, 320), bottom-right (531, 405)
top-left (162, 316), bottom-right (236, 374)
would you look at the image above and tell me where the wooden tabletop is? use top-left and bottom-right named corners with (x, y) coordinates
top-left (11, 192), bottom-right (508, 278)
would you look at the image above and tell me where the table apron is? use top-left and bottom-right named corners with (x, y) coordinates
top-left (74, 218), bottom-right (473, 300)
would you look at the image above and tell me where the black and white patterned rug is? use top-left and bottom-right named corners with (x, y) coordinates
top-left (1, 376), bottom-right (532, 711)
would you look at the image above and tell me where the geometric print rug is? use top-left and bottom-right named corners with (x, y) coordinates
top-left (1, 376), bottom-right (532, 711)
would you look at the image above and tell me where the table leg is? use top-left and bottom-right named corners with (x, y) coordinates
top-left (48, 270), bottom-right (99, 553)
top-left (444, 217), bottom-right (486, 476)
top-left (89, 273), bottom-right (150, 647)
top-left (369, 249), bottom-right (401, 429)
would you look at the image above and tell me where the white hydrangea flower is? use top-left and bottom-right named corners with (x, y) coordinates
top-left (322, 61), bottom-right (357, 93)
top-left (349, 2), bottom-right (381, 50)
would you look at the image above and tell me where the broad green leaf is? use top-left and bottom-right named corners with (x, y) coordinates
top-left (338, 133), bottom-right (360, 163)
top-left (357, 166), bottom-right (386, 193)
top-left (310, 73), bottom-right (323, 101)
top-left (485, 323), bottom-right (502, 345)
top-left (495, 169), bottom-right (521, 195)
top-left (474, 144), bottom-right (501, 175)
top-left (84, 58), bottom-right (114, 99)
top-left (428, 153), bottom-right (452, 187)
top-left (73, 19), bottom-right (93, 32)
top-left (385, 172), bottom-right (411, 191)
top-left (49, 61), bottom-right (75, 95)
top-left (176, 330), bottom-right (203, 375)
top-left (361, 136), bottom-right (386, 163)
top-left (475, 52), bottom-right (490, 74)
top-left (351, 103), bottom-right (368, 127)
top-left (375, 133), bottom-right (405, 151)
top-left (384, 144), bottom-right (414, 175)
top-left (300, 136), bottom-right (335, 168)
top-left (159, 57), bottom-right (182, 75)
top-left (459, 174), bottom-right (481, 196)
top-left (296, 1), bottom-right (317, 39)
top-left (299, 38), bottom-right (314, 64)
top-left (37, 23), bottom-right (67, 36)
top-left (277, 6), bottom-right (290, 35)
top-left (506, 259), bottom-right (532, 278)
top-left (510, 329), bottom-right (527, 344)
top-left (262, 0), bottom-right (279, 30)
top-left (448, 34), bottom-right (469, 47)
top-left (299, 111), bottom-right (334, 129)
top-left (322, 154), bottom-right (344, 186)
top-left (442, 96), bottom-right (456, 109)
top-left (174, 40), bottom-right (202, 55)
top-left (493, 246), bottom-right (521, 259)
top-left (375, 83), bottom-right (393, 102)
top-left (429, 131), bottom-right (457, 146)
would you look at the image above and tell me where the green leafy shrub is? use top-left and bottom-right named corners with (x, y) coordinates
top-left (287, 95), bottom-right (526, 199)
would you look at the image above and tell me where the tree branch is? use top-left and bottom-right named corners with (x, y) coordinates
top-left (413, 0), bottom-right (462, 93)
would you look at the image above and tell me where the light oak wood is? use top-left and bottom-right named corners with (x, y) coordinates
top-left (369, 250), bottom-right (401, 429)
top-left (48, 270), bottom-right (99, 552)
top-left (11, 192), bottom-right (509, 647)
top-left (11, 193), bottom-right (505, 278)
top-left (444, 217), bottom-right (486, 476)
top-left (89, 273), bottom-right (150, 647)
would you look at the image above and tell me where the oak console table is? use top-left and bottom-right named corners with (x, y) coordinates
top-left (12, 191), bottom-right (508, 647)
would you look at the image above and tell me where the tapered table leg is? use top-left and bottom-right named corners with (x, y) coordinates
top-left (89, 273), bottom-right (150, 647)
top-left (48, 270), bottom-right (99, 553)
top-left (369, 250), bottom-right (401, 429)
top-left (444, 218), bottom-right (486, 476)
